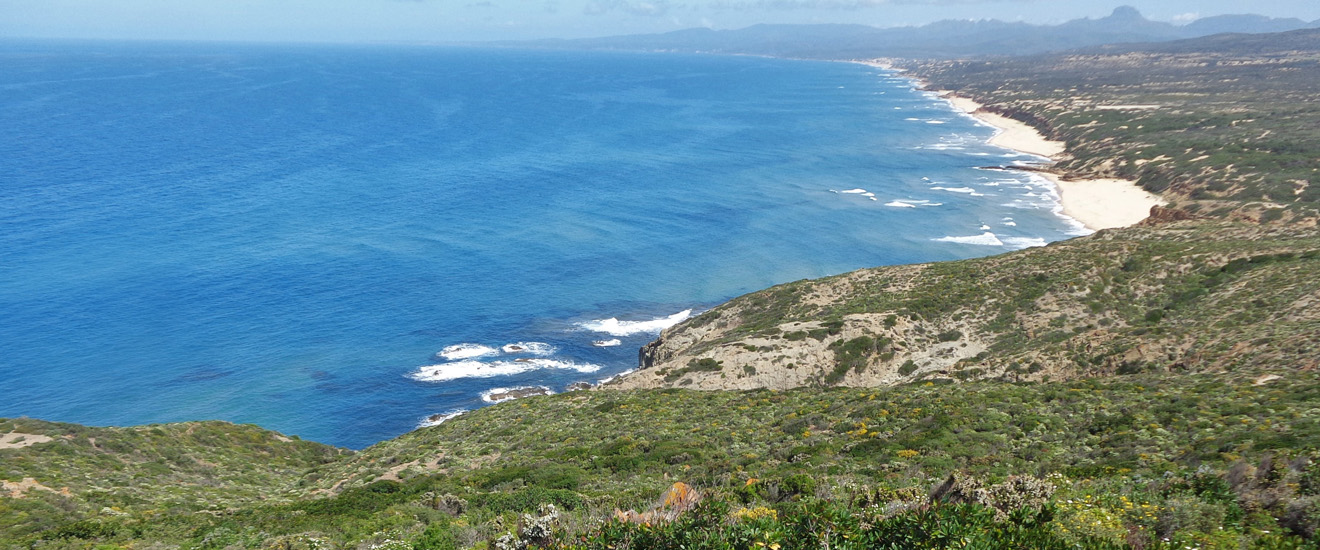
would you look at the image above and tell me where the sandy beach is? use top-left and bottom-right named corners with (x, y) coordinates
top-left (940, 92), bottom-right (1166, 231)
top-left (859, 59), bottom-right (1165, 231)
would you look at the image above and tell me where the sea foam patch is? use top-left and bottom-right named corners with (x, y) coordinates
top-left (417, 410), bottom-right (467, 428)
top-left (835, 188), bottom-right (876, 198)
top-left (934, 232), bottom-right (1005, 246)
top-left (437, 343), bottom-right (499, 361)
top-left (1003, 237), bottom-right (1048, 250)
top-left (481, 386), bottom-right (554, 404)
top-left (577, 310), bottom-right (693, 336)
top-left (501, 342), bottom-right (555, 355)
top-left (409, 358), bottom-right (602, 383)
top-left (884, 199), bottom-right (942, 208)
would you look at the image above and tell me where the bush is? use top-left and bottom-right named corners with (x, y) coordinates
top-left (780, 474), bottom-right (816, 500)
top-left (413, 522), bottom-right (457, 550)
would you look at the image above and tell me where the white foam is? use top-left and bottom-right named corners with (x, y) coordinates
top-left (839, 188), bottom-right (869, 194)
top-left (889, 199), bottom-right (944, 208)
top-left (481, 386), bottom-right (554, 404)
top-left (577, 309), bottom-right (693, 336)
top-left (926, 120), bottom-right (946, 124)
top-left (409, 358), bottom-right (603, 383)
top-left (1003, 221), bottom-right (1018, 226)
top-left (597, 369), bottom-right (636, 385)
top-left (935, 232), bottom-right (1004, 246)
top-left (436, 343), bottom-right (499, 361)
top-left (931, 186), bottom-right (977, 194)
top-left (979, 224), bottom-right (991, 231)
top-left (418, 410), bottom-right (466, 428)
top-left (905, 117), bottom-right (920, 121)
top-left (1003, 237), bottom-right (1048, 250)
top-left (501, 342), bottom-right (555, 355)
top-left (593, 339), bottom-right (623, 347)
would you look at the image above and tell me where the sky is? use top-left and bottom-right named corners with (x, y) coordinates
top-left (2, 0), bottom-right (1319, 43)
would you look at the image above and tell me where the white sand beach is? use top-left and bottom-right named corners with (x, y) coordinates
top-left (943, 95), bottom-right (1066, 159)
top-left (940, 92), bottom-right (1166, 231)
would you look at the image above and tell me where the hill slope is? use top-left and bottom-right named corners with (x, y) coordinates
top-left (0, 418), bottom-right (344, 540)
top-left (613, 223), bottom-right (1319, 391)
top-left (5, 371), bottom-right (1320, 548)
top-left (613, 27), bottom-right (1320, 393)
top-left (5, 22), bottom-right (1320, 550)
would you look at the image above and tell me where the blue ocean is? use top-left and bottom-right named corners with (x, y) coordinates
top-left (0, 41), bottom-right (1084, 448)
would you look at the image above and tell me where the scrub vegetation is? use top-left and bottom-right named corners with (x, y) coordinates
top-left (4, 23), bottom-right (1320, 550)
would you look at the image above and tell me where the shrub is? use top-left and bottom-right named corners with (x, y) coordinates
top-left (780, 474), bottom-right (816, 500)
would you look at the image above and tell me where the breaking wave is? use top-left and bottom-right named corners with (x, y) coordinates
top-left (436, 343), bottom-right (499, 361)
top-left (576, 310), bottom-right (693, 336)
top-left (409, 358), bottom-right (603, 383)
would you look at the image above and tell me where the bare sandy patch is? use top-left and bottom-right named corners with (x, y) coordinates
top-left (0, 432), bottom-right (53, 450)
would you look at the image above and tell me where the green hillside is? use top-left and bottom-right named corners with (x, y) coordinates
top-left (0, 418), bottom-right (343, 541)
top-left (4, 26), bottom-right (1320, 550)
top-left (5, 372), bottom-right (1320, 548)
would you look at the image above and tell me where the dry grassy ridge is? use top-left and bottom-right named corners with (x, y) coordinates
top-left (609, 222), bottom-right (1319, 391)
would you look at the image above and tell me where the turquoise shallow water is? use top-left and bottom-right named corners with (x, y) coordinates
top-left (0, 41), bottom-right (1083, 448)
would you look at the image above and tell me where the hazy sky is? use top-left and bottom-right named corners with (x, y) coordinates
top-left (3, 0), bottom-right (1319, 43)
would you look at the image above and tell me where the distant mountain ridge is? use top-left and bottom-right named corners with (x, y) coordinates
top-left (503, 6), bottom-right (1320, 58)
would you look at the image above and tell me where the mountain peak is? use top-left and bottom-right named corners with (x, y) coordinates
top-left (1108, 6), bottom-right (1144, 21)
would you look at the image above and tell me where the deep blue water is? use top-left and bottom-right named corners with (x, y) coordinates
top-left (0, 40), bottom-right (1083, 448)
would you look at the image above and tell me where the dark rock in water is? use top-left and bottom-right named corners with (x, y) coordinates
top-left (486, 386), bottom-right (551, 402)
top-left (566, 382), bottom-right (593, 392)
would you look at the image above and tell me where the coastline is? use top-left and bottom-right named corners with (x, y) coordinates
top-left (942, 92), bottom-right (1166, 231)
top-left (859, 60), bottom-right (1165, 231)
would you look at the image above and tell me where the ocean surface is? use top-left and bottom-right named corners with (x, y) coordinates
top-left (0, 40), bottom-right (1085, 448)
